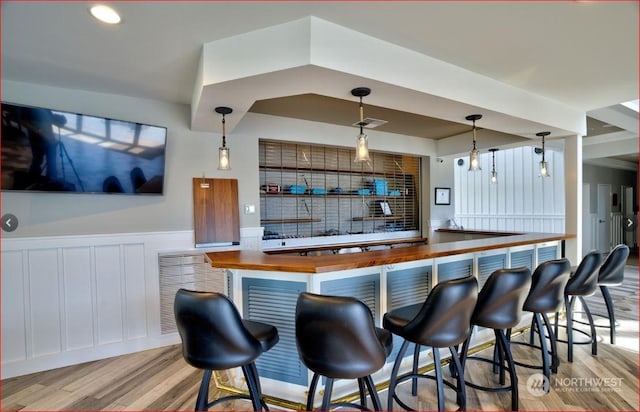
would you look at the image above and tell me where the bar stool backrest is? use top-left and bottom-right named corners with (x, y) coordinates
top-left (598, 244), bottom-right (629, 286)
top-left (401, 275), bottom-right (478, 347)
top-left (295, 292), bottom-right (388, 379)
top-left (472, 267), bottom-right (531, 329)
top-left (565, 251), bottom-right (603, 296)
top-left (524, 258), bottom-right (571, 313)
top-left (174, 289), bottom-right (262, 370)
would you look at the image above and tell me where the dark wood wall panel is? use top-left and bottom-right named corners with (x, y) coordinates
top-left (193, 178), bottom-right (240, 247)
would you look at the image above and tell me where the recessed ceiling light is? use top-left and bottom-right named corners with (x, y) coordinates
top-left (89, 5), bottom-right (121, 24)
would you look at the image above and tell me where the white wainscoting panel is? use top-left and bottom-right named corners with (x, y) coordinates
top-left (62, 247), bottom-right (94, 351)
top-left (96, 245), bottom-right (125, 345)
top-left (29, 248), bottom-right (63, 357)
top-left (124, 243), bottom-right (147, 341)
top-left (2, 251), bottom-right (27, 363)
top-left (1, 230), bottom-right (201, 379)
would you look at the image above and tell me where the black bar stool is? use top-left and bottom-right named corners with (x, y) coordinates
top-left (460, 267), bottom-right (531, 411)
top-left (554, 251), bottom-right (602, 362)
top-left (174, 289), bottom-right (279, 411)
top-left (383, 275), bottom-right (478, 411)
top-left (505, 259), bottom-right (570, 386)
top-left (596, 244), bottom-right (629, 344)
top-left (295, 292), bottom-right (393, 411)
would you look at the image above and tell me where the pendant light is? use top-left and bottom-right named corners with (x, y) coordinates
top-left (215, 106), bottom-right (232, 170)
top-left (537, 131), bottom-right (550, 177)
top-left (489, 148), bottom-right (499, 184)
top-left (351, 87), bottom-right (371, 162)
top-left (466, 114), bottom-right (482, 171)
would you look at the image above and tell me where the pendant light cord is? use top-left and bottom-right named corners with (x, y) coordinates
top-left (221, 114), bottom-right (227, 148)
top-left (472, 119), bottom-right (477, 150)
top-left (359, 97), bottom-right (364, 135)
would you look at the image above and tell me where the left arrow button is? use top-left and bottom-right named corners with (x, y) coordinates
top-left (2, 214), bottom-right (18, 232)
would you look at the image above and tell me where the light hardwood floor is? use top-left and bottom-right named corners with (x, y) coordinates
top-left (2, 266), bottom-right (638, 411)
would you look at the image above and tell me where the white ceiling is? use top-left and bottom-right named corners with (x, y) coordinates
top-left (2, 1), bottom-right (638, 166)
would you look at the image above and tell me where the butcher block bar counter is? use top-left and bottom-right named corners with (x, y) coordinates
top-left (205, 232), bottom-right (571, 273)
top-left (204, 232), bottom-right (574, 407)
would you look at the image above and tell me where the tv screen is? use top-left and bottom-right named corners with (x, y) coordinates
top-left (1, 102), bottom-right (167, 195)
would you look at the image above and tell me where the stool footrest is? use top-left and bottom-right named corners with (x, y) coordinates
top-left (395, 372), bottom-right (459, 392)
top-left (572, 315), bottom-right (618, 329)
top-left (328, 401), bottom-right (374, 411)
top-left (463, 355), bottom-right (514, 393)
top-left (554, 324), bottom-right (596, 345)
top-left (208, 394), bottom-right (262, 410)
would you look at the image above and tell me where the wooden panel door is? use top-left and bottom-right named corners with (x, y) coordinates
top-left (193, 178), bottom-right (240, 247)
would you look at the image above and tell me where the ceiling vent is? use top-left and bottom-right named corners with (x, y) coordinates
top-left (352, 118), bottom-right (388, 129)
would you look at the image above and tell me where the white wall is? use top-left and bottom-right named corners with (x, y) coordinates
top-left (429, 156), bottom-right (456, 232)
top-left (454, 146), bottom-right (566, 233)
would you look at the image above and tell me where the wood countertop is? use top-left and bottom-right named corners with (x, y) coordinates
top-left (205, 232), bottom-right (574, 274)
top-left (434, 228), bottom-right (521, 236)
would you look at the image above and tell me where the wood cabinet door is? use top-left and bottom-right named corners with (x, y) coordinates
top-left (193, 178), bottom-right (240, 247)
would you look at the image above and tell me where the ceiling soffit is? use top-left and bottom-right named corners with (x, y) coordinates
top-left (192, 16), bottom-right (586, 139)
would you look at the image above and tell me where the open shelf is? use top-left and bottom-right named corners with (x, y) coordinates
top-left (261, 218), bottom-right (321, 224)
top-left (351, 216), bottom-right (405, 221)
top-left (260, 193), bottom-right (405, 198)
top-left (259, 140), bottom-right (419, 244)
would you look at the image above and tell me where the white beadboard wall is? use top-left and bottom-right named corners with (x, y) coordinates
top-left (454, 146), bottom-right (565, 233)
top-left (1, 228), bottom-right (263, 379)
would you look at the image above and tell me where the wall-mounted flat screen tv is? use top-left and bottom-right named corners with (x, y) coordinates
top-left (1, 102), bottom-right (167, 195)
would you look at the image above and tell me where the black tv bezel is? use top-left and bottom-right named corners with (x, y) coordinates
top-left (1, 101), bottom-right (169, 196)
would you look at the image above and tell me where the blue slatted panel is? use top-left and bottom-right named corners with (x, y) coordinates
top-left (477, 254), bottom-right (506, 288)
top-left (242, 278), bottom-right (307, 385)
top-left (387, 265), bottom-right (432, 310)
top-left (437, 259), bottom-right (473, 282)
top-left (511, 249), bottom-right (534, 271)
top-left (537, 246), bottom-right (558, 265)
top-left (320, 273), bottom-right (380, 319)
top-left (386, 265), bottom-right (432, 362)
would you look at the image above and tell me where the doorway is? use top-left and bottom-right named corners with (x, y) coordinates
top-left (597, 184), bottom-right (612, 253)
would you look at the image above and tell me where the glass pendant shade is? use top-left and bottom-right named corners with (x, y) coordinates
top-left (218, 146), bottom-right (230, 170)
top-left (489, 148), bottom-right (498, 183)
top-left (539, 160), bottom-right (549, 177)
top-left (468, 148), bottom-right (480, 171)
top-left (351, 87), bottom-right (371, 163)
top-left (354, 132), bottom-right (370, 162)
top-left (536, 131), bottom-right (551, 178)
top-left (466, 114), bottom-right (482, 171)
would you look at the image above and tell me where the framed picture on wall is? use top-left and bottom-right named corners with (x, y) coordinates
top-left (435, 187), bottom-right (451, 205)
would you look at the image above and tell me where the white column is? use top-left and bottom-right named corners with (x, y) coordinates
top-left (564, 134), bottom-right (582, 263)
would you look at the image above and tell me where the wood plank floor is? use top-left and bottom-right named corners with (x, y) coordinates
top-left (2, 266), bottom-right (638, 411)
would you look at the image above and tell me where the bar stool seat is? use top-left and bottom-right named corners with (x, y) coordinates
top-left (384, 275), bottom-right (478, 411)
top-left (174, 289), bottom-right (279, 411)
top-left (295, 292), bottom-right (392, 411)
top-left (460, 267), bottom-right (531, 411)
top-left (554, 251), bottom-right (602, 362)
